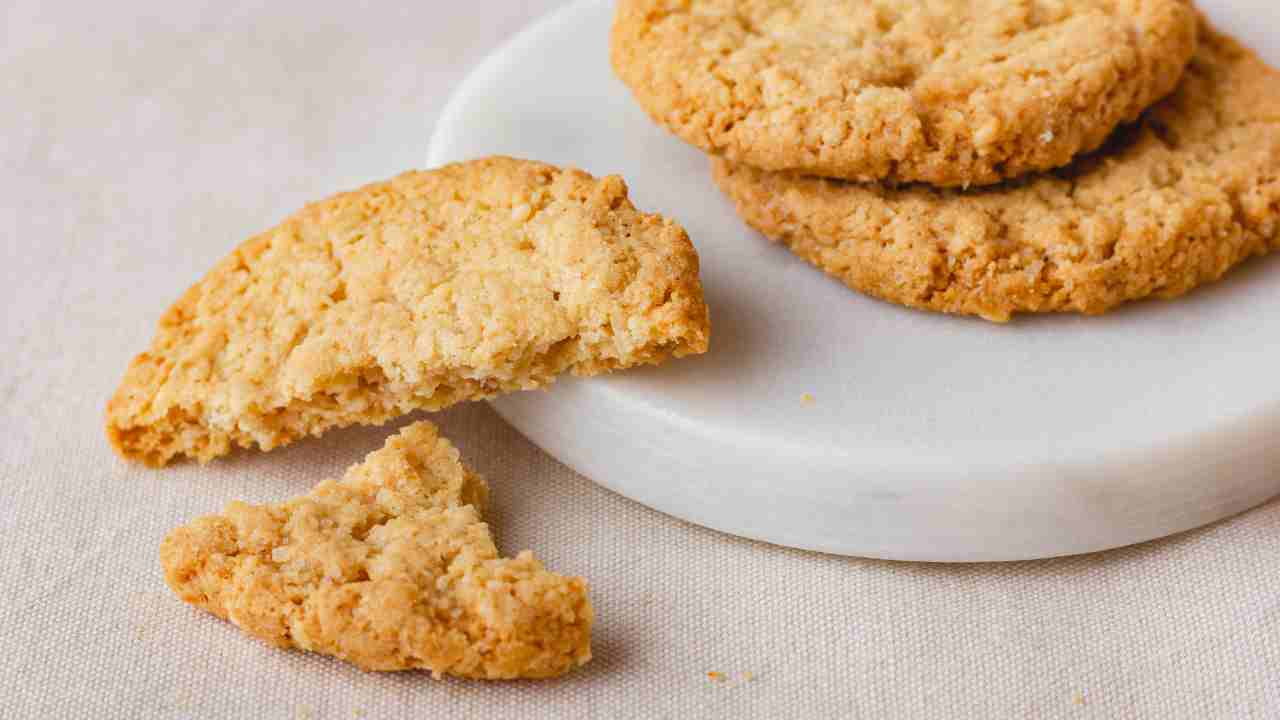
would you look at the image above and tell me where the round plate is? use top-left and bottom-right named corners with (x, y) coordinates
top-left (429, 0), bottom-right (1280, 561)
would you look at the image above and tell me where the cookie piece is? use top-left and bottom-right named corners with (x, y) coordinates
top-left (712, 23), bottom-right (1280, 321)
top-left (613, 0), bottom-right (1198, 187)
top-left (107, 157), bottom-right (710, 466)
top-left (160, 420), bottom-right (592, 678)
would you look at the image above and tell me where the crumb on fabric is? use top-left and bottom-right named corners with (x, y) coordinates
top-left (707, 671), bottom-right (756, 685)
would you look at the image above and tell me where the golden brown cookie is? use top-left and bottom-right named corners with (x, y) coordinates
top-left (107, 157), bottom-right (710, 466)
top-left (712, 23), bottom-right (1280, 321)
top-left (160, 420), bottom-right (592, 678)
top-left (613, 0), bottom-right (1199, 187)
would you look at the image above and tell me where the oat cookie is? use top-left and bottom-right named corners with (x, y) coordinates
top-left (107, 157), bottom-right (710, 466)
top-left (613, 0), bottom-right (1199, 187)
top-left (161, 421), bottom-right (592, 678)
top-left (712, 24), bottom-right (1280, 321)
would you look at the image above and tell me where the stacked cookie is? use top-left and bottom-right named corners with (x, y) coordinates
top-left (612, 0), bottom-right (1280, 321)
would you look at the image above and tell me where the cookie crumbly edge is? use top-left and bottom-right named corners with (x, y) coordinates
top-left (106, 157), bottom-right (711, 466)
top-left (160, 421), bottom-right (593, 678)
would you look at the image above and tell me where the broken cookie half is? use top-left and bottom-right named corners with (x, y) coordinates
top-left (160, 421), bottom-right (592, 678)
top-left (108, 157), bottom-right (710, 466)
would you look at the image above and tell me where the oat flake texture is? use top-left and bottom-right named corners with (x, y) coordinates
top-left (160, 420), bottom-right (592, 678)
top-left (612, 0), bottom-right (1199, 186)
top-left (105, 157), bottom-right (710, 466)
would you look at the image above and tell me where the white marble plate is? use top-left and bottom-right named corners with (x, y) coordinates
top-left (428, 0), bottom-right (1280, 561)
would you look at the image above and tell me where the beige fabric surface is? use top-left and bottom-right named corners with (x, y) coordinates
top-left (3, 1), bottom-right (1279, 717)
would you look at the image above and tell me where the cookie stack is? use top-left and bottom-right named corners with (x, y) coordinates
top-left (611, 0), bottom-right (1280, 321)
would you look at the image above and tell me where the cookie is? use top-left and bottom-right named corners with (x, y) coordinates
top-left (160, 421), bottom-right (592, 678)
top-left (712, 23), bottom-right (1280, 321)
top-left (107, 157), bottom-right (711, 466)
top-left (613, 0), bottom-right (1199, 187)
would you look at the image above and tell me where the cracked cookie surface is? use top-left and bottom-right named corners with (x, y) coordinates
top-left (614, 0), bottom-right (1198, 186)
top-left (160, 421), bottom-right (592, 678)
top-left (712, 23), bottom-right (1280, 321)
top-left (107, 157), bottom-right (710, 466)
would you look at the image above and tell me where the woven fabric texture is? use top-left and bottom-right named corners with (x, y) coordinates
top-left (2, 1), bottom-right (1278, 717)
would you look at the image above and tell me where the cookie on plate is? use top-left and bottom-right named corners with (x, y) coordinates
top-left (712, 23), bottom-right (1280, 321)
top-left (613, 0), bottom-right (1199, 187)
top-left (161, 420), bottom-right (591, 678)
top-left (107, 157), bottom-right (710, 466)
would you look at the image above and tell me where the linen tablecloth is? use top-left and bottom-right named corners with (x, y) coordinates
top-left (2, 1), bottom-right (1278, 717)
